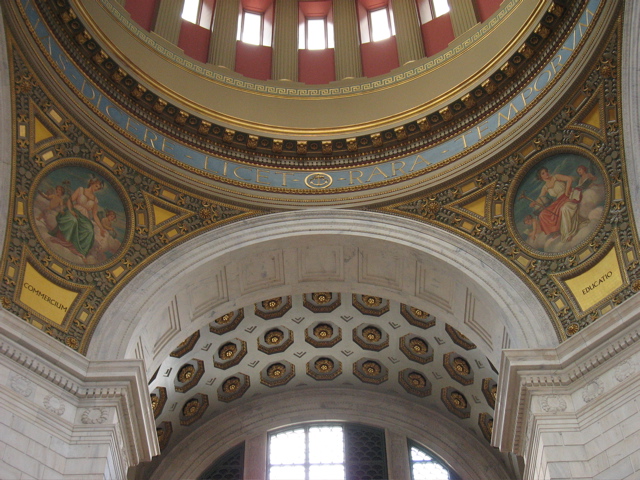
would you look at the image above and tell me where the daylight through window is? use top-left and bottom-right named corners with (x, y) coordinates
top-left (241, 11), bottom-right (263, 45)
top-left (181, 0), bottom-right (201, 23)
top-left (369, 8), bottom-right (392, 42)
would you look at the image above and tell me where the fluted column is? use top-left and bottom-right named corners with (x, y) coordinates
top-left (153, 0), bottom-right (185, 45)
top-left (209, 0), bottom-right (240, 69)
top-left (391, 0), bottom-right (425, 65)
top-left (333, 0), bottom-right (362, 80)
top-left (449, 0), bottom-right (478, 37)
top-left (272, 0), bottom-right (298, 81)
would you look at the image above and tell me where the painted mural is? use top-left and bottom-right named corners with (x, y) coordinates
top-left (514, 153), bottom-right (606, 254)
top-left (32, 165), bottom-right (126, 266)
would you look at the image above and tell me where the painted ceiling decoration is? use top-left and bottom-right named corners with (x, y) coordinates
top-left (0, 42), bottom-right (262, 353)
top-left (148, 293), bottom-right (498, 456)
top-left (381, 19), bottom-right (640, 339)
top-left (9, 0), bottom-right (605, 200)
top-left (0, 0), bottom-right (637, 355)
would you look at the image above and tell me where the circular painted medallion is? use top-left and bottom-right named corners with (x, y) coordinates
top-left (512, 152), bottom-right (606, 255)
top-left (31, 163), bottom-right (129, 268)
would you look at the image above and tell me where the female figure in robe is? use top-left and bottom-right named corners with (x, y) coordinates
top-left (49, 177), bottom-right (106, 259)
top-left (530, 167), bottom-right (587, 242)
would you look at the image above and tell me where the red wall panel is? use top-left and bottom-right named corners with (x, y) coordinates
top-left (360, 37), bottom-right (399, 78)
top-left (474, 0), bottom-right (503, 22)
top-left (177, 20), bottom-right (211, 64)
top-left (235, 42), bottom-right (272, 81)
top-left (125, 0), bottom-right (159, 31)
top-left (298, 49), bottom-right (335, 84)
top-left (421, 13), bottom-right (454, 57)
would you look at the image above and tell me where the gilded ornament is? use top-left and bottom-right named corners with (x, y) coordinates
top-left (263, 298), bottom-right (282, 310)
top-left (451, 392), bottom-right (467, 409)
top-left (363, 296), bottom-right (381, 307)
top-left (65, 336), bottom-right (79, 349)
top-left (410, 337), bottom-right (427, 353)
top-left (363, 361), bottom-right (381, 376)
top-left (265, 329), bottom-right (284, 344)
top-left (313, 323), bottom-right (333, 339)
top-left (363, 326), bottom-right (382, 342)
top-left (182, 399), bottom-right (199, 417)
top-left (566, 323), bottom-right (580, 336)
top-left (315, 358), bottom-right (334, 372)
top-left (267, 363), bottom-right (286, 378)
top-left (151, 394), bottom-right (159, 411)
top-left (223, 377), bottom-right (241, 393)
top-left (632, 280), bottom-right (640, 292)
top-left (199, 207), bottom-right (213, 220)
top-left (410, 307), bottom-right (427, 318)
top-left (219, 342), bottom-right (237, 359)
top-left (312, 292), bottom-right (331, 304)
top-left (453, 357), bottom-right (471, 375)
top-left (216, 313), bottom-right (232, 324)
top-left (178, 364), bottom-right (195, 382)
top-left (408, 372), bottom-right (426, 388)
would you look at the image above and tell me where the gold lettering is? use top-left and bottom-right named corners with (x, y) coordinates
top-left (161, 137), bottom-right (175, 157)
top-left (280, 172), bottom-right (294, 186)
top-left (256, 169), bottom-right (271, 185)
top-left (125, 117), bottom-right (141, 136)
top-left (391, 161), bottom-right (406, 177)
top-left (349, 170), bottom-right (364, 185)
top-left (143, 129), bottom-right (159, 149)
top-left (223, 161), bottom-right (228, 176)
top-left (454, 133), bottom-right (469, 149)
top-left (234, 166), bottom-right (252, 181)
top-left (549, 54), bottom-right (564, 75)
top-left (410, 155), bottom-right (431, 172)
top-left (367, 166), bottom-right (389, 182)
top-left (497, 103), bottom-right (519, 127)
top-left (475, 120), bottom-right (490, 140)
top-left (533, 69), bottom-right (552, 92)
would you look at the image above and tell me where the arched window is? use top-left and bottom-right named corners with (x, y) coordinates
top-left (265, 423), bottom-right (457, 480)
top-left (268, 423), bottom-right (388, 480)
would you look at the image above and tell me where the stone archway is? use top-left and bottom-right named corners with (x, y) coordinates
top-left (89, 209), bottom-right (556, 372)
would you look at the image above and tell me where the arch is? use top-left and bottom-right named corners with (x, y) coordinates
top-left (622, 0), bottom-right (640, 238)
top-left (149, 388), bottom-right (515, 480)
top-left (88, 209), bottom-right (555, 371)
top-left (0, 7), bottom-right (12, 245)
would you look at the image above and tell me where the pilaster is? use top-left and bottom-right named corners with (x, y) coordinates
top-left (153, 0), bottom-right (186, 45)
top-left (448, 0), bottom-right (478, 38)
top-left (208, 0), bottom-right (240, 69)
top-left (333, 0), bottom-right (362, 80)
top-left (0, 311), bottom-right (158, 479)
top-left (494, 294), bottom-right (640, 480)
top-left (272, 0), bottom-right (298, 81)
top-left (391, 0), bottom-right (425, 65)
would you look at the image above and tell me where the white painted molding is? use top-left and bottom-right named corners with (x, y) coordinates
top-left (89, 210), bottom-right (555, 370)
top-left (0, 309), bottom-right (159, 468)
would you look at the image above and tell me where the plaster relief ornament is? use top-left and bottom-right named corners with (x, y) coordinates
top-left (43, 394), bottom-right (66, 416)
top-left (582, 378), bottom-right (604, 403)
top-left (614, 360), bottom-right (636, 382)
top-left (9, 374), bottom-right (34, 397)
top-left (31, 165), bottom-right (128, 267)
top-left (539, 395), bottom-right (567, 413)
top-left (513, 152), bottom-right (606, 255)
top-left (81, 407), bottom-right (109, 424)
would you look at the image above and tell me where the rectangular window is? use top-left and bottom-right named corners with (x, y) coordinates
top-left (432, 0), bottom-right (450, 17)
top-left (241, 11), bottom-right (263, 45)
top-left (369, 8), bottom-right (392, 42)
top-left (181, 0), bottom-right (201, 23)
top-left (307, 17), bottom-right (328, 50)
top-left (417, 0), bottom-right (450, 24)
